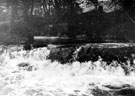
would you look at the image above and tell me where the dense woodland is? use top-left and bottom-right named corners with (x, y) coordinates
top-left (0, 0), bottom-right (135, 44)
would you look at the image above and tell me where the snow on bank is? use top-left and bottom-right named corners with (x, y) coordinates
top-left (0, 46), bottom-right (135, 96)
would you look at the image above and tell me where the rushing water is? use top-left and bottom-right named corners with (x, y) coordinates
top-left (0, 45), bottom-right (135, 96)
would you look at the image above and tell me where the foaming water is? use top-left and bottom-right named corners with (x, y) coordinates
top-left (0, 45), bottom-right (135, 96)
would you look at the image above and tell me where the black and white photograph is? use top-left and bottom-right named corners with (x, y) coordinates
top-left (0, 0), bottom-right (135, 96)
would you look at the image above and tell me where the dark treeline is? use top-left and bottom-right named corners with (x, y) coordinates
top-left (0, 0), bottom-right (135, 43)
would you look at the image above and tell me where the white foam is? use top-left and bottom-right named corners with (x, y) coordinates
top-left (0, 46), bottom-right (135, 96)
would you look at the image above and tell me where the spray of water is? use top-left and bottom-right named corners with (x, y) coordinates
top-left (0, 45), bottom-right (135, 96)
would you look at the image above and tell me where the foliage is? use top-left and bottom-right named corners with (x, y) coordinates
top-left (0, 0), bottom-right (135, 43)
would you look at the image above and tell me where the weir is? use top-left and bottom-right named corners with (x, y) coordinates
top-left (48, 43), bottom-right (135, 64)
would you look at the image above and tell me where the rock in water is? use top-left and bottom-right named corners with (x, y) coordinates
top-left (18, 63), bottom-right (29, 67)
top-left (114, 88), bottom-right (135, 96)
top-left (18, 63), bottom-right (33, 71)
top-left (104, 84), bottom-right (131, 90)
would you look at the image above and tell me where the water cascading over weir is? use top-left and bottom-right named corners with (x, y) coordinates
top-left (1, 43), bottom-right (135, 96)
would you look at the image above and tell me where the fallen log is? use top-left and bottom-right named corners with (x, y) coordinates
top-left (33, 36), bottom-right (89, 48)
top-left (34, 36), bottom-right (70, 44)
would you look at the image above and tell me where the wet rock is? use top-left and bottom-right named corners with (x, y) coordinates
top-left (103, 84), bottom-right (131, 90)
top-left (91, 86), bottom-right (135, 96)
top-left (92, 87), bottom-right (112, 96)
top-left (103, 84), bottom-right (135, 96)
top-left (113, 88), bottom-right (135, 96)
top-left (18, 62), bottom-right (33, 71)
top-left (18, 62), bottom-right (30, 67)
